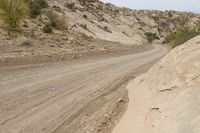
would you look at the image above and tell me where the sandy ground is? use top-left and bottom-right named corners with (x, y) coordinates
top-left (0, 38), bottom-right (151, 67)
top-left (0, 44), bottom-right (168, 133)
top-left (112, 74), bottom-right (153, 133)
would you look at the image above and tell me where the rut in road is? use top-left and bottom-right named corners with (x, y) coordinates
top-left (0, 45), bottom-right (168, 133)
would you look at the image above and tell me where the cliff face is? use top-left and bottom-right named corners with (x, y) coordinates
top-left (48, 0), bottom-right (200, 44)
top-left (113, 36), bottom-right (200, 133)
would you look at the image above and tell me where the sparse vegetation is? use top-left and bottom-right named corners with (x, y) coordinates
top-left (0, 0), bottom-right (28, 28)
top-left (42, 10), bottom-right (66, 33)
top-left (16, 36), bottom-right (33, 46)
top-left (29, 0), bottom-right (48, 18)
top-left (46, 10), bottom-right (66, 30)
top-left (164, 25), bottom-right (200, 48)
top-left (43, 23), bottom-right (53, 33)
top-left (145, 32), bottom-right (159, 43)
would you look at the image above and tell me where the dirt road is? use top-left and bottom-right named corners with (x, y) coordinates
top-left (0, 44), bottom-right (168, 133)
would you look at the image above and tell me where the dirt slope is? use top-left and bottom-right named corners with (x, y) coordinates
top-left (113, 36), bottom-right (200, 133)
top-left (0, 44), bottom-right (167, 133)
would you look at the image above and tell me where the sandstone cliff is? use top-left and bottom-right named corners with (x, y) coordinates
top-left (113, 36), bottom-right (200, 133)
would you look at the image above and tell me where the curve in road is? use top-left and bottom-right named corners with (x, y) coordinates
top-left (0, 44), bottom-right (168, 133)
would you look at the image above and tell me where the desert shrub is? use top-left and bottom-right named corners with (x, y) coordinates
top-left (164, 25), bottom-right (200, 48)
top-left (42, 11), bottom-right (66, 33)
top-left (46, 10), bottom-right (66, 30)
top-left (0, 0), bottom-right (28, 28)
top-left (29, 0), bottom-right (48, 18)
top-left (145, 32), bottom-right (159, 43)
top-left (16, 36), bottom-right (33, 46)
top-left (43, 23), bottom-right (52, 33)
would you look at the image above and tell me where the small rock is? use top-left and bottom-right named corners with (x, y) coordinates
top-left (22, 23), bottom-right (29, 28)
top-left (48, 43), bottom-right (54, 47)
top-left (67, 40), bottom-right (72, 44)
top-left (60, 42), bottom-right (64, 45)
top-left (68, 37), bottom-right (75, 41)
top-left (80, 24), bottom-right (88, 30)
top-left (104, 114), bottom-right (111, 119)
top-left (52, 88), bottom-right (56, 90)
top-left (83, 14), bottom-right (88, 19)
top-left (8, 42), bottom-right (12, 45)
top-left (103, 26), bottom-right (112, 33)
top-left (117, 98), bottom-right (124, 103)
top-left (53, 5), bottom-right (62, 13)
top-left (90, 46), bottom-right (94, 49)
top-left (72, 55), bottom-right (78, 59)
top-left (65, 2), bottom-right (75, 10)
top-left (101, 120), bottom-right (107, 125)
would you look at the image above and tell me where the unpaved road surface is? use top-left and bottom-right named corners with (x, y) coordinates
top-left (0, 44), bottom-right (168, 133)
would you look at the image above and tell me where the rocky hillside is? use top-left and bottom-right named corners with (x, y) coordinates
top-left (113, 36), bottom-right (200, 133)
top-left (0, 0), bottom-right (200, 65)
top-left (0, 0), bottom-right (200, 45)
top-left (50, 0), bottom-right (200, 44)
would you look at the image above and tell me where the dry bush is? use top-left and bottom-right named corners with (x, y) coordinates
top-left (0, 0), bottom-right (28, 28)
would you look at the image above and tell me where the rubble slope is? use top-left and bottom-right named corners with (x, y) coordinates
top-left (53, 0), bottom-right (200, 44)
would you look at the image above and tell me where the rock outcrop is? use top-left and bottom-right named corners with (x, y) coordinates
top-left (1, 0), bottom-right (199, 45)
top-left (47, 0), bottom-right (200, 45)
top-left (113, 36), bottom-right (200, 133)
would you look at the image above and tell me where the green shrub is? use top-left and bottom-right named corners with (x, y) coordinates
top-left (0, 0), bottom-right (28, 28)
top-left (29, 0), bottom-right (48, 18)
top-left (43, 23), bottom-right (52, 33)
top-left (164, 25), bottom-right (200, 48)
top-left (46, 10), bottom-right (66, 30)
top-left (145, 32), bottom-right (159, 43)
top-left (43, 10), bottom-right (66, 33)
top-left (42, 11), bottom-right (66, 33)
